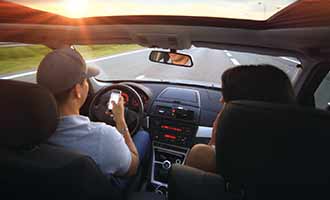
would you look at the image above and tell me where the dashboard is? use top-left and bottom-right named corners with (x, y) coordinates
top-left (89, 80), bottom-right (223, 131)
top-left (121, 89), bottom-right (149, 111)
top-left (88, 79), bottom-right (223, 188)
top-left (88, 79), bottom-right (223, 151)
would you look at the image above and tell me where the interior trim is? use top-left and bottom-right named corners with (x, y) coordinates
top-left (195, 126), bottom-right (212, 138)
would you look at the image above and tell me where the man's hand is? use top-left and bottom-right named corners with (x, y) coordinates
top-left (111, 96), bottom-right (125, 122)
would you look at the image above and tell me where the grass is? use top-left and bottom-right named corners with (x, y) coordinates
top-left (0, 44), bottom-right (143, 75)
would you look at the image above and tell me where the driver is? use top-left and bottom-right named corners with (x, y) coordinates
top-left (36, 47), bottom-right (151, 188)
top-left (168, 53), bottom-right (192, 66)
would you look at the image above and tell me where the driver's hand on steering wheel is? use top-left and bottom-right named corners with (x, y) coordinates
top-left (111, 96), bottom-right (125, 122)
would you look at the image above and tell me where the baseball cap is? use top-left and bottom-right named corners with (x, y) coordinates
top-left (37, 47), bottom-right (99, 94)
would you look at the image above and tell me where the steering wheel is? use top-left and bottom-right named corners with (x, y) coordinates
top-left (89, 83), bottom-right (144, 136)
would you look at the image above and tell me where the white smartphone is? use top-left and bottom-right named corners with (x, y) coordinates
top-left (108, 90), bottom-right (121, 110)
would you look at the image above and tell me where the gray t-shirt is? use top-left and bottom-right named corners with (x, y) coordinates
top-left (48, 115), bottom-right (131, 176)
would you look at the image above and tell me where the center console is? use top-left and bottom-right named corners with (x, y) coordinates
top-left (148, 87), bottom-right (201, 190)
top-left (151, 142), bottom-right (189, 187)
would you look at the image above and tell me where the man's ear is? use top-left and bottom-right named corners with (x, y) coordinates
top-left (73, 84), bottom-right (82, 99)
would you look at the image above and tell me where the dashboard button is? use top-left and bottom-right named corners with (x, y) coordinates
top-left (162, 160), bottom-right (172, 170)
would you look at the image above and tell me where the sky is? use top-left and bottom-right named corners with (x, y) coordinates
top-left (7, 0), bottom-right (297, 19)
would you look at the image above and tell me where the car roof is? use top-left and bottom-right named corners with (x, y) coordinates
top-left (0, 0), bottom-right (330, 61)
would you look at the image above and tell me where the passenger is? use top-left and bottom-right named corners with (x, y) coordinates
top-left (36, 47), bottom-right (151, 188)
top-left (185, 64), bottom-right (296, 172)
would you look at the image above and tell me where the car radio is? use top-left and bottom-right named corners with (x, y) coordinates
top-left (149, 102), bottom-right (200, 147)
top-left (155, 105), bottom-right (195, 121)
top-left (150, 120), bottom-right (197, 147)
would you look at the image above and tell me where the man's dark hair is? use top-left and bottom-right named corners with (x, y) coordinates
top-left (53, 79), bottom-right (86, 105)
top-left (221, 64), bottom-right (296, 104)
top-left (54, 88), bottom-right (72, 105)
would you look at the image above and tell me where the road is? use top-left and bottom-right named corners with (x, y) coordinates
top-left (0, 48), bottom-right (300, 86)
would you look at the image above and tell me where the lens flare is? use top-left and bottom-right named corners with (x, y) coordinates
top-left (63, 0), bottom-right (89, 18)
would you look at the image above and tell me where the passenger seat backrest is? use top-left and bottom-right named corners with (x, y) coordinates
top-left (0, 144), bottom-right (121, 200)
top-left (0, 80), bottom-right (121, 200)
top-left (216, 101), bottom-right (330, 200)
top-left (0, 79), bottom-right (58, 148)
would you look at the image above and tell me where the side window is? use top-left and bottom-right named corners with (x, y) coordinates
top-left (314, 71), bottom-right (330, 110)
top-left (0, 43), bottom-right (51, 83)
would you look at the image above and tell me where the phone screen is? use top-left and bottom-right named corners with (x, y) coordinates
top-left (108, 90), bottom-right (121, 110)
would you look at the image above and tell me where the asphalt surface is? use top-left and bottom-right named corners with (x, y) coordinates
top-left (0, 48), bottom-right (300, 86)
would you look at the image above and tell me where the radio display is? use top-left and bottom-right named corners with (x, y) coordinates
top-left (161, 125), bottom-right (182, 132)
top-left (160, 124), bottom-right (183, 141)
top-left (151, 119), bottom-right (197, 147)
top-left (160, 124), bottom-right (184, 141)
top-left (164, 134), bottom-right (176, 140)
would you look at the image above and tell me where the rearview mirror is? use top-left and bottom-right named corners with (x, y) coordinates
top-left (149, 51), bottom-right (193, 67)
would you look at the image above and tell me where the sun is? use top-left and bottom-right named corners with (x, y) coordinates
top-left (63, 0), bottom-right (89, 18)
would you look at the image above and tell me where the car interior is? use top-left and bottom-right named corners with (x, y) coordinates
top-left (1, 0), bottom-right (330, 200)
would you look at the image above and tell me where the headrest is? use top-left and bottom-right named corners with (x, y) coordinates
top-left (0, 80), bottom-right (58, 148)
top-left (216, 100), bottom-right (330, 186)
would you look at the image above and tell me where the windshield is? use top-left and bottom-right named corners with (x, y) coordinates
top-left (74, 45), bottom-right (300, 88)
top-left (0, 44), bottom-right (300, 87)
top-left (7, 0), bottom-right (297, 20)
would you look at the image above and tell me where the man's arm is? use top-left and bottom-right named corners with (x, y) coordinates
top-left (112, 96), bottom-right (139, 176)
top-left (115, 118), bottom-right (139, 176)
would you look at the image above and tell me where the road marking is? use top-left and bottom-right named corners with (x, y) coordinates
top-left (226, 52), bottom-right (232, 57)
top-left (135, 75), bottom-right (145, 80)
top-left (1, 49), bottom-right (149, 80)
top-left (280, 57), bottom-right (301, 64)
top-left (230, 58), bottom-right (240, 66)
top-left (0, 43), bottom-right (31, 48)
top-left (1, 71), bottom-right (37, 80)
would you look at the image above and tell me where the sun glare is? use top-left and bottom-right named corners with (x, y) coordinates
top-left (63, 0), bottom-right (89, 18)
top-left (9, 0), bottom-right (297, 20)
